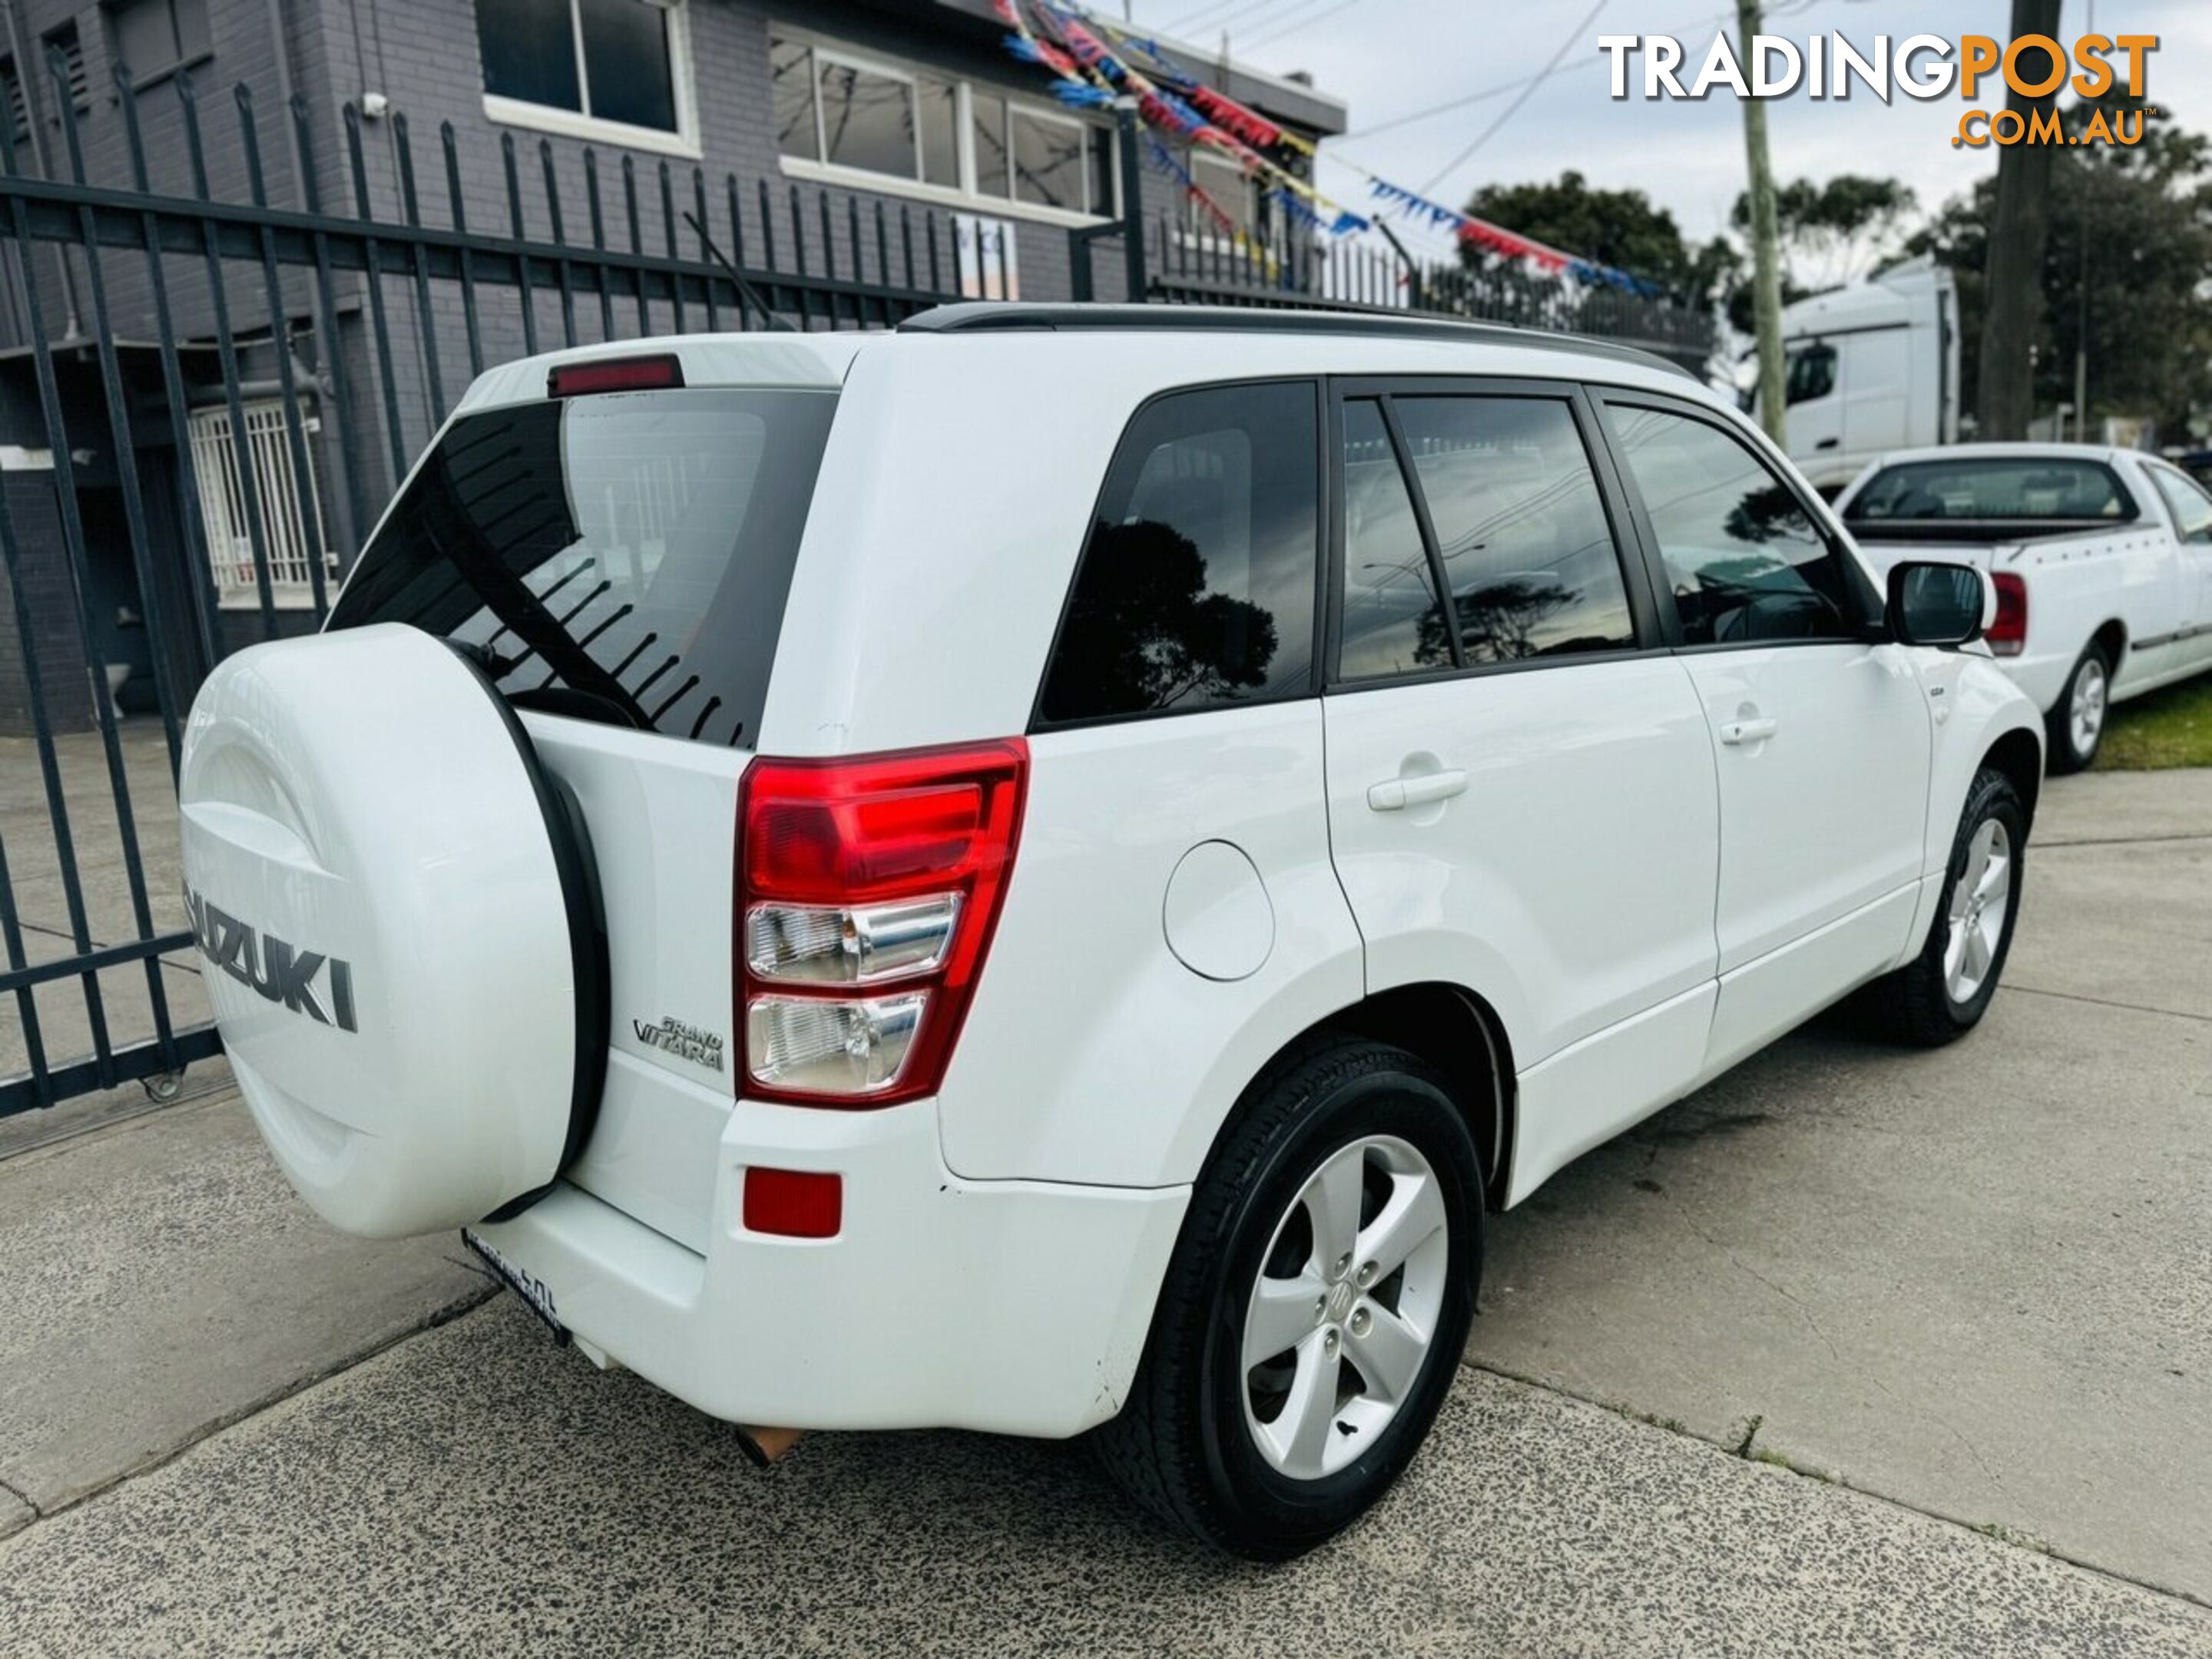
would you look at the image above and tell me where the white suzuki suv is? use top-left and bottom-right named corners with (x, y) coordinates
top-left (180, 306), bottom-right (2044, 1557)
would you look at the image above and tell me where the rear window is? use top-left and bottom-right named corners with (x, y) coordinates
top-left (328, 388), bottom-right (836, 747)
top-left (1847, 457), bottom-right (2135, 524)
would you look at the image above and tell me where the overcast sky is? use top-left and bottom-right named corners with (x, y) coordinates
top-left (1118, 0), bottom-right (2210, 260)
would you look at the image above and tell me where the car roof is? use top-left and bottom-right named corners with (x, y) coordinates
top-left (896, 302), bottom-right (1697, 382)
top-left (454, 308), bottom-right (1712, 419)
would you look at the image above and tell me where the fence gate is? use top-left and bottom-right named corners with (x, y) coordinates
top-left (0, 64), bottom-right (967, 1120)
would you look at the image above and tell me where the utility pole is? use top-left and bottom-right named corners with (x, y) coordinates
top-left (1735, 0), bottom-right (1786, 443)
top-left (1979, 0), bottom-right (2064, 441)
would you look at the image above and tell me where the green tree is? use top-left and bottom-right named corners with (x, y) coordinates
top-left (1907, 94), bottom-right (2212, 439)
top-left (1461, 171), bottom-right (1733, 304)
top-left (1720, 174), bottom-right (1918, 333)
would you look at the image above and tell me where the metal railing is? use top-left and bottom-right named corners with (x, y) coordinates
top-left (0, 64), bottom-right (971, 1118)
top-left (1140, 214), bottom-right (1719, 374)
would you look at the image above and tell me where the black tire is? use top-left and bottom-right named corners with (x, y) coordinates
top-left (2045, 642), bottom-right (2111, 774)
top-left (1093, 1038), bottom-right (1483, 1559)
top-left (1859, 766), bottom-right (2026, 1047)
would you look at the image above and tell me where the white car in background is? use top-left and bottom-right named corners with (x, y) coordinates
top-left (179, 307), bottom-right (2043, 1558)
top-left (1838, 442), bottom-right (2212, 771)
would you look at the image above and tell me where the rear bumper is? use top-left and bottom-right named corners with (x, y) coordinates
top-left (472, 1097), bottom-right (1188, 1437)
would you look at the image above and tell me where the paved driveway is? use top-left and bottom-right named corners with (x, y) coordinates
top-left (1, 767), bottom-right (2207, 1657)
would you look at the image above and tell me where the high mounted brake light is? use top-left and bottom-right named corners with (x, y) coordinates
top-left (548, 354), bottom-right (685, 397)
top-left (737, 740), bottom-right (1028, 1107)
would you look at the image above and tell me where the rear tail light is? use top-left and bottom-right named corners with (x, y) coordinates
top-left (1988, 571), bottom-right (2028, 656)
top-left (737, 740), bottom-right (1028, 1106)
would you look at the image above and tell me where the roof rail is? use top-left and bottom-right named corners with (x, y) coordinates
top-left (896, 303), bottom-right (1697, 380)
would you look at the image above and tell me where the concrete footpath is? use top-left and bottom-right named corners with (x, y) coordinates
top-left (0, 768), bottom-right (2207, 1657)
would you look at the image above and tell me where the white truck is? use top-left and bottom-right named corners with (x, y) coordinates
top-left (1748, 258), bottom-right (1960, 498)
top-left (1838, 442), bottom-right (2212, 770)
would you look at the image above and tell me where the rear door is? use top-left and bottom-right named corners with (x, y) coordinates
top-left (1320, 380), bottom-right (1720, 1196)
top-left (1594, 392), bottom-right (1932, 1075)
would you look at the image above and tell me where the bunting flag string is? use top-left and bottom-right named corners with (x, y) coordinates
top-left (1000, 0), bottom-right (1658, 293)
top-left (1011, 0), bottom-right (1370, 240)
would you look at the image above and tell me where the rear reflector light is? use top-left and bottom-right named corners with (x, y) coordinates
top-left (548, 353), bottom-right (685, 397)
top-left (737, 740), bottom-right (1028, 1107)
top-left (1988, 571), bottom-right (2028, 656)
top-left (742, 1167), bottom-right (843, 1238)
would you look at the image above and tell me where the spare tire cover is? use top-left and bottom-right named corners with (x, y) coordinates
top-left (180, 622), bottom-right (601, 1238)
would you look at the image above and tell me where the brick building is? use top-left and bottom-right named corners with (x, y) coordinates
top-left (0, 0), bottom-right (1346, 734)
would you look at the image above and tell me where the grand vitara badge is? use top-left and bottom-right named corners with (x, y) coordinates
top-left (634, 1014), bottom-right (725, 1072)
top-left (184, 887), bottom-right (358, 1032)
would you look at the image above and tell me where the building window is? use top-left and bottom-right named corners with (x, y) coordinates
top-left (0, 59), bottom-right (30, 148)
top-left (477, 0), bottom-right (694, 151)
top-left (772, 30), bottom-right (1116, 221)
top-left (40, 22), bottom-right (88, 117)
top-left (1184, 147), bottom-right (1279, 252)
top-left (108, 0), bottom-right (210, 85)
top-left (187, 401), bottom-right (336, 609)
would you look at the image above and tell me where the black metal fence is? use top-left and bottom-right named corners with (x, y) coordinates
top-left (1141, 214), bottom-right (1718, 375)
top-left (0, 68), bottom-right (1721, 1119)
top-left (0, 66), bottom-right (973, 1119)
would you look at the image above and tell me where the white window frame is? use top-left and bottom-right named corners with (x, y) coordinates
top-left (772, 26), bottom-right (1118, 230)
top-left (481, 0), bottom-right (701, 161)
top-left (187, 400), bottom-right (337, 611)
top-left (1179, 146), bottom-right (1280, 257)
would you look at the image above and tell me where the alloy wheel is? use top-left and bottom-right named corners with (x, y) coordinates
top-left (1240, 1134), bottom-right (1449, 1481)
top-left (1944, 817), bottom-right (2013, 1005)
top-left (2069, 658), bottom-right (2108, 761)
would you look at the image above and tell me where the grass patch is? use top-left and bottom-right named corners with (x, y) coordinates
top-left (2098, 674), bottom-right (2212, 770)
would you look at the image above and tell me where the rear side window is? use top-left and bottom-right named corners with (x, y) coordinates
top-left (329, 388), bottom-right (836, 747)
top-left (1037, 382), bottom-right (1318, 727)
top-left (1394, 396), bottom-right (1636, 665)
top-left (1605, 403), bottom-right (1856, 646)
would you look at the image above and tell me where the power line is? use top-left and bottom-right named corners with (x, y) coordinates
top-left (1416, 0), bottom-right (1607, 197)
top-left (1242, 0), bottom-right (1363, 49)
top-left (1343, 2), bottom-right (1784, 140)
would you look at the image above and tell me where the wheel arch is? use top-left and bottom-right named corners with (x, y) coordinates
top-left (1225, 982), bottom-right (1518, 1211)
top-left (1982, 724), bottom-right (2044, 832)
top-left (2089, 617), bottom-right (2128, 668)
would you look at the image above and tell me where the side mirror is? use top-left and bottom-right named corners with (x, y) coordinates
top-left (1887, 561), bottom-right (1986, 648)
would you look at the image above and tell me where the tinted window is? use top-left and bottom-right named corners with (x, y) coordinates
top-left (2148, 466), bottom-right (2212, 544)
top-left (329, 389), bottom-right (836, 748)
top-left (1038, 383), bottom-right (1318, 725)
top-left (478, 0), bottom-right (581, 114)
top-left (1848, 457), bottom-right (2133, 522)
top-left (1786, 342), bottom-right (1836, 406)
top-left (1608, 403), bottom-right (1856, 645)
top-left (1338, 400), bottom-right (1446, 680)
top-left (578, 0), bottom-right (677, 134)
top-left (1395, 396), bottom-right (1635, 665)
